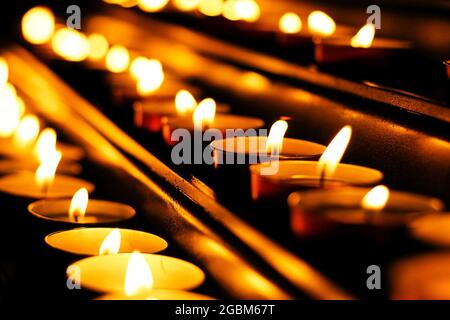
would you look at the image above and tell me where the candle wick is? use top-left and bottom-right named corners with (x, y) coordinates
top-left (319, 164), bottom-right (327, 188)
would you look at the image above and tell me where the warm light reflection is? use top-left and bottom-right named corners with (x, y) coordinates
top-left (0, 83), bottom-right (21, 138)
top-left (265, 120), bottom-right (288, 155)
top-left (361, 185), bottom-right (390, 211)
top-left (125, 251), bottom-right (154, 296)
top-left (173, 0), bottom-right (200, 11)
top-left (307, 11), bottom-right (336, 37)
top-left (0, 57), bottom-right (8, 90)
top-left (35, 150), bottom-right (62, 191)
top-left (351, 24), bottom-right (375, 48)
top-left (22, 6), bottom-right (55, 44)
top-left (69, 188), bottom-right (89, 221)
top-left (223, 0), bottom-right (260, 22)
top-left (51, 28), bottom-right (90, 62)
top-left (35, 128), bottom-right (57, 163)
top-left (105, 45), bottom-right (130, 73)
top-left (13, 115), bottom-right (40, 149)
top-left (99, 229), bottom-right (122, 255)
top-left (193, 98), bottom-right (216, 129)
top-left (88, 33), bottom-right (109, 60)
top-left (175, 89), bottom-right (197, 116)
top-left (198, 0), bottom-right (223, 16)
top-left (137, 0), bottom-right (169, 12)
top-left (317, 126), bottom-right (352, 178)
top-left (279, 13), bottom-right (302, 34)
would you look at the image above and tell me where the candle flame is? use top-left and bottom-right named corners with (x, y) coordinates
top-left (13, 115), bottom-right (40, 149)
top-left (193, 98), bottom-right (216, 130)
top-left (22, 6), bottom-right (55, 44)
top-left (69, 188), bottom-right (89, 221)
top-left (0, 57), bottom-right (8, 90)
top-left (361, 185), bottom-right (390, 211)
top-left (0, 83), bottom-right (21, 138)
top-left (307, 11), bottom-right (336, 37)
top-left (105, 45), bottom-right (130, 73)
top-left (351, 24), bottom-right (376, 48)
top-left (198, 0), bottom-right (223, 17)
top-left (173, 0), bottom-right (200, 11)
top-left (279, 12), bottom-right (302, 34)
top-left (35, 150), bottom-right (62, 191)
top-left (137, 0), bottom-right (169, 12)
top-left (99, 228), bottom-right (121, 255)
top-left (265, 120), bottom-right (288, 155)
top-left (223, 0), bottom-right (260, 22)
top-left (88, 33), bottom-right (109, 61)
top-left (35, 128), bottom-right (57, 163)
top-left (134, 59), bottom-right (165, 95)
top-left (175, 89), bottom-right (197, 116)
top-left (317, 126), bottom-right (352, 178)
top-left (125, 251), bottom-right (154, 296)
top-left (51, 28), bottom-right (90, 62)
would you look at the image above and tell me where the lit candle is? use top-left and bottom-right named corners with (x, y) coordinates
top-left (28, 187), bottom-right (135, 224)
top-left (45, 228), bottom-right (167, 256)
top-left (99, 289), bottom-right (214, 300)
top-left (51, 28), bottom-right (90, 62)
top-left (21, 6), bottom-right (55, 45)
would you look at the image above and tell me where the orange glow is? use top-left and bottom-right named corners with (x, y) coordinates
top-left (13, 115), bottom-right (40, 149)
top-left (22, 6), bottom-right (55, 44)
top-left (361, 185), bottom-right (390, 211)
top-left (265, 120), bottom-right (288, 155)
top-left (105, 45), bottom-right (130, 73)
top-left (198, 0), bottom-right (223, 16)
top-left (130, 56), bottom-right (149, 80)
top-left (307, 11), bottom-right (336, 37)
top-left (175, 89), bottom-right (197, 116)
top-left (135, 59), bottom-right (164, 95)
top-left (223, 0), bottom-right (260, 22)
top-left (0, 83), bottom-right (21, 138)
top-left (0, 57), bottom-right (8, 90)
top-left (69, 188), bottom-right (89, 221)
top-left (35, 128), bottom-right (57, 163)
top-left (279, 13), bottom-right (302, 34)
top-left (193, 98), bottom-right (216, 130)
top-left (137, 0), bottom-right (169, 12)
top-left (51, 28), bottom-right (90, 62)
top-left (173, 0), bottom-right (200, 11)
top-left (317, 126), bottom-right (352, 178)
top-left (35, 150), bottom-right (62, 191)
top-left (125, 251), bottom-right (154, 296)
top-left (351, 24), bottom-right (375, 48)
top-left (99, 229), bottom-right (122, 255)
top-left (88, 34), bottom-right (109, 60)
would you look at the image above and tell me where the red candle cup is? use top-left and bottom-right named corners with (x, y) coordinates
top-left (444, 60), bottom-right (450, 80)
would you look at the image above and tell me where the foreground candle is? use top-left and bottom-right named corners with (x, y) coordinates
top-left (99, 289), bottom-right (214, 300)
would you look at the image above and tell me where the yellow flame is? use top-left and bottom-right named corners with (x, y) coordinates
top-left (175, 89), bottom-right (197, 116)
top-left (35, 150), bottom-right (61, 191)
top-left (307, 11), bottom-right (336, 37)
top-left (361, 185), bottom-right (390, 211)
top-left (130, 56), bottom-right (149, 80)
top-left (99, 229), bottom-right (121, 255)
top-left (199, 0), bottom-right (223, 16)
top-left (22, 6), bottom-right (55, 44)
top-left (173, 0), bottom-right (200, 11)
top-left (279, 12), bottom-right (302, 34)
top-left (13, 115), bottom-right (40, 149)
top-left (265, 120), bottom-right (288, 155)
top-left (35, 128), bottom-right (57, 163)
top-left (223, 0), bottom-right (260, 22)
top-left (125, 251), bottom-right (154, 296)
top-left (0, 83), bottom-right (21, 138)
top-left (51, 28), bottom-right (90, 62)
top-left (137, 0), bottom-right (169, 12)
top-left (88, 33), bottom-right (109, 60)
top-left (193, 98), bottom-right (216, 130)
top-left (351, 24), bottom-right (376, 48)
top-left (69, 188), bottom-right (89, 221)
top-left (0, 57), bottom-right (8, 90)
top-left (317, 125), bottom-right (352, 178)
top-left (105, 45), bottom-right (130, 73)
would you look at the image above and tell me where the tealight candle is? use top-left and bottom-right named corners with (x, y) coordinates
top-left (45, 228), bottom-right (167, 255)
top-left (28, 188), bottom-right (135, 224)
top-left (408, 213), bottom-right (450, 247)
top-left (99, 289), bottom-right (214, 300)
top-left (68, 252), bottom-right (205, 293)
top-left (0, 158), bottom-right (82, 175)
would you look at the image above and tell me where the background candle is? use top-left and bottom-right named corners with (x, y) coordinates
top-left (409, 213), bottom-right (450, 247)
top-left (99, 289), bottom-right (214, 300)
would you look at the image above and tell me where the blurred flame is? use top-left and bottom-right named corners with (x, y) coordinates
top-left (130, 56), bottom-right (149, 80)
top-left (69, 188), bottom-right (89, 221)
top-left (361, 185), bottom-right (390, 211)
top-left (307, 11), bottom-right (336, 37)
top-left (199, 0), bottom-right (223, 16)
top-left (35, 128), bottom-right (57, 163)
top-left (22, 6), bottom-right (55, 44)
top-left (317, 126), bottom-right (352, 178)
top-left (51, 28), bottom-right (90, 62)
top-left (279, 12), bottom-right (302, 34)
top-left (193, 98), bottom-right (216, 130)
top-left (351, 24), bottom-right (375, 48)
top-left (175, 89), bottom-right (197, 116)
top-left (99, 229), bottom-right (121, 255)
top-left (137, 0), bottom-right (169, 12)
top-left (0, 83), bottom-right (21, 138)
top-left (88, 33), bottom-right (109, 60)
top-left (265, 120), bottom-right (288, 155)
top-left (125, 251), bottom-right (154, 296)
top-left (105, 45), bottom-right (130, 73)
top-left (13, 115), bottom-right (40, 149)
top-left (35, 150), bottom-right (61, 191)
top-left (223, 0), bottom-right (260, 22)
top-left (0, 57), bottom-right (8, 90)
top-left (135, 59), bottom-right (164, 95)
top-left (173, 0), bottom-right (200, 11)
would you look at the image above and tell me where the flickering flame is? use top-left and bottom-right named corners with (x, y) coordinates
top-left (69, 188), bottom-right (89, 221)
top-left (130, 56), bottom-right (149, 80)
top-left (317, 126), bottom-right (352, 178)
top-left (105, 45), bottom-right (130, 73)
top-left (35, 150), bottom-right (62, 191)
top-left (125, 251), bottom-right (154, 296)
top-left (138, 0), bottom-right (169, 12)
top-left (223, 0), bottom-right (260, 22)
top-left (361, 185), bottom-right (390, 211)
top-left (22, 6), bottom-right (55, 44)
top-left (35, 128), bottom-right (57, 163)
top-left (51, 28), bottom-right (90, 62)
top-left (193, 98), bottom-right (216, 130)
top-left (279, 13), bottom-right (302, 34)
top-left (13, 115), bottom-right (40, 149)
top-left (198, 0), bottom-right (223, 17)
top-left (99, 229), bottom-right (121, 255)
top-left (0, 83), bottom-right (21, 138)
top-left (175, 90), bottom-right (197, 116)
top-left (0, 57), bottom-right (8, 90)
top-left (173, 0), bottom-right (200, 11)
top-left (88, 33), bottom-right (109, 60)
top-left (307, 11), bottom-right (336, 37)
top-left (351, 24), bottom-right (376, 48)
top-left (265, 120), bottom-right (288, 155)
